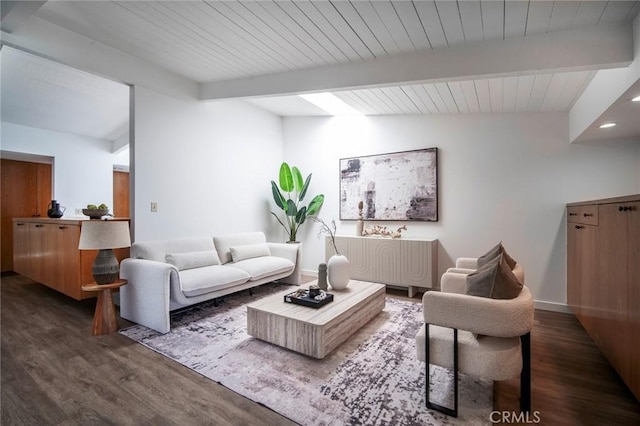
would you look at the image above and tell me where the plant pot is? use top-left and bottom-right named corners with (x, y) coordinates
top-left (328, 254), bottom-right (350, 291)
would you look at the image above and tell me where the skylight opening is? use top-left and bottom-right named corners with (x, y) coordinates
top-left (599, 122), bottom-right (616, 129)
top-left (300, 93), bottom-right (362, 116)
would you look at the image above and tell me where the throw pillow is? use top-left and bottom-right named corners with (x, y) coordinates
top-left (230, 243), bottom-right (271, 262)
top-left (465, 254), bottom-right (523, 300)
top-left (477, 242), bottom-right (517, 270)
top-left (165, 251), bottom-right (220, 271)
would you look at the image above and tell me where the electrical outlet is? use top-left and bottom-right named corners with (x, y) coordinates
top-left (75, 208), bottom-right (82, 215)
top-left (151, 202), bottom-right (158, 212)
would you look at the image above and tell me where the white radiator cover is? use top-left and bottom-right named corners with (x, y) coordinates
top-left (326, 235), bottom-right (438, 297)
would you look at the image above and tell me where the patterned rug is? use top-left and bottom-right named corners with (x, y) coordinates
top-left (120, 283), bottom-right (492, 425)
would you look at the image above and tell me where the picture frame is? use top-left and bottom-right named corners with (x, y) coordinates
top-left (339, 148), bottom-right (438, 221)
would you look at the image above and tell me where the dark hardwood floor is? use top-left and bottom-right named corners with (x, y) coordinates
top-left (2, 274), bottom-right (638, 425)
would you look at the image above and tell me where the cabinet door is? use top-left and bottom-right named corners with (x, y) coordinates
top-left (12, 221), bottom-right (30, 275)
top-left (597, 203), bottom-right (630, 381)
top-left (28, 223), bottom-right (54, 286)
top-left (567, 223), bottom-right (597, 331)
top-left (626, 202), bottom-right (640, 399)
top-left (51, 224), bottom-right (81, 298)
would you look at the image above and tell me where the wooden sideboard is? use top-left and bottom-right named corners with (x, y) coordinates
top-left (566, 194), bottom-right (639, 400)
top-left (13, 218), bottom-right (130, 300)
top-left (326, 235), bottom-right (438, 297)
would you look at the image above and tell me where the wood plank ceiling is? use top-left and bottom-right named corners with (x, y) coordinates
top-left (33, 1), bottom-right (640, 116)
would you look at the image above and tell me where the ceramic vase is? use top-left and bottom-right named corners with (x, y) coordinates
top-left (328, 254), bottom-right (350, 291)
top-left (356, 220), bottom-right (364, 236)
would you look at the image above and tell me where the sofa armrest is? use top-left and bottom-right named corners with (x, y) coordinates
top-left (455, 257), bottom-right (478, 269)
top-left (267, 242), bottom-right (301, 285)
top-left (446, 267), bottom-right (475, 275)
top-left (120, 258), bottom-right (178, 334)
top-left (422, 287), bottom-right (534, 337)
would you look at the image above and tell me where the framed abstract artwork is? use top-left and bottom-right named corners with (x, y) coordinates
top-left (339, 148), bottom-right (438, 221)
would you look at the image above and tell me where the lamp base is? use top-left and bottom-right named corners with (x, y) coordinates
top-left (93, 249), bottom-right (119, 284)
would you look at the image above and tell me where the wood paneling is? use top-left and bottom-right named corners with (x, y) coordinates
top-left (113, 171), bottom-right (130, 218)
top-left (0, 159), bottom-right (52, 272)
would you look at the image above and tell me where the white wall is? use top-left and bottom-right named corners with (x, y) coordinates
top-left (133, 87), bottom-right (283, 242)
top-left (283, 113), bottom-right (640, 309)
top-left (1, 122), bottom-right (114, 215)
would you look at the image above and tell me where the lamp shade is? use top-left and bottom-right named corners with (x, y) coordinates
top-left (78, 220), bottom-right (131, 250)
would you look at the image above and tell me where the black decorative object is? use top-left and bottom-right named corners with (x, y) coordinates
top-left (284, 290), bottom-right (334, 308)
top-left (317, 263), bottom-right (328, 290)
top-left (47, 200), bottom-right (65, 218)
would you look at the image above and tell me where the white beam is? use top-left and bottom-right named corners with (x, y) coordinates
top-left (570, 13), bottom-right (640, 143)
top-left (2, 15), bottom-right (198, 101)
top-left (201, 24), bottom-right (634, 101)
top-left (1, 1), bottom-right (47, 33)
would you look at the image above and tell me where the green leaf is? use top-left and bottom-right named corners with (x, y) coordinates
top-left (292, 167), bottom-right (304, 196)
top-left (271, 181), bottom-right (286, 209)
top-left (299, 174), bottom-right (311, 202)
top-left (279, 163), bottom-right (293, 192)
top-left (306, 194), bottom-right (324, 216)
top-left (286, 199), bottom-right (297, 216)
top-left (295, 206), bottom-right (307, 225)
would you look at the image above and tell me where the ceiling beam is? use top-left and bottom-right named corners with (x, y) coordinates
top-left (1, 1), bottom-right (47, 33)
top-left (200, 24), bottom-right (634, 101)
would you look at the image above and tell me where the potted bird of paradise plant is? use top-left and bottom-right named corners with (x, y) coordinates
top-left (271, 162), bottom-right (324, 242)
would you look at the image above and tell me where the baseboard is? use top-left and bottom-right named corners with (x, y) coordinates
top-left (301, 269), bottom-right (318, 278)
top-left (534, 300), bottom-right (572, 313)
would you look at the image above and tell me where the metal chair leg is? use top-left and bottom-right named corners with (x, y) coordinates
top-left (425, 324), bottom-right (459, 418)
top-left (520, 332), bottom-right (531, 413)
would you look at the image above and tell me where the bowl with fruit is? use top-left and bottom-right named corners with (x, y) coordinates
top-left (82, 204), bottom-right (110, 219)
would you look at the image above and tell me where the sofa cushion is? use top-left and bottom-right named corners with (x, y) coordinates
top-left (231, 256), bottom-right (294, 281)
top-left (214, 232), bottom-right (267, 264)
top-left (230, 243), bottom-right (271, 262)
top-left (132, 237), bottom-right (216, 263)
top-left (179, 265), bottom-right (251, 298)
top-left (465, 254), bottom-right (522, 300)
top-left (165, 250), bottom-right (220, 270)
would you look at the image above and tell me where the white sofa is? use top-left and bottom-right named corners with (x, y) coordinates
top-left (120, 232), bottom-right (301, 333)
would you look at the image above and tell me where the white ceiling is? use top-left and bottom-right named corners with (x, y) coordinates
top-left (1, 1), bottom-right (639, 140)
top-left (1, 46), bottom-right (129, 141)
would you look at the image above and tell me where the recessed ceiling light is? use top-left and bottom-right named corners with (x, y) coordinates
top-left (300, 93), bottom-right (362, 116)
top-left (632, 95), bottom-right (640, 102)
top-left (599, 122), bottom-right (616, 129)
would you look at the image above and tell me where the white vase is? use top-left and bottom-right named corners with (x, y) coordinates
top-left (328, 254), bottom-right (350, 291)
top-left (356, 220), bottom-right (364, 236)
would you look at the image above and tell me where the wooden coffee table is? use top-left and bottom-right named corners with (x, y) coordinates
top-left (247, 280), bottom-right (385, 359)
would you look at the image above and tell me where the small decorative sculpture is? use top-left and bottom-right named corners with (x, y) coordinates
top-left (362, 224), bottom-right (407, 239)
top-left (356, 201), bottom-right (364, 236)
top-left (317, 263), bottom-right (328, 291)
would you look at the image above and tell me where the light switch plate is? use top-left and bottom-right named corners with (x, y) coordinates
top-left (151, 202), bottom-right (158, 212)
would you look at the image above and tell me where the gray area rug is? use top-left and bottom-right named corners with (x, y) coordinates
top-left (120, 283), bottom-right (492, 425)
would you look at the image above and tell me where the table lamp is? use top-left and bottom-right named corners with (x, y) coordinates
top-left (78, 221), bottom-right (131, 284)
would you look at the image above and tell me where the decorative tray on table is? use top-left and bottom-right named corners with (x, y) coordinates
top-left (284, 288), bottom-right (334, 308)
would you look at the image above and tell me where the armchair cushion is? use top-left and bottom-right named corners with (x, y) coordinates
top-left (465, 254), bottom-right (523, 300)
top-left (477, 242), bottom-right (517, 269)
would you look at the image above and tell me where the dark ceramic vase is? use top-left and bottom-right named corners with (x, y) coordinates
top-left (47, 200), bottom-right (65, 218)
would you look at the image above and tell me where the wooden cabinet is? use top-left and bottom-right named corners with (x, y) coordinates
top-left (1, 159), bottom-right (52, 272)
top-left (326, 235), bottom-right (437, 297)
top-left (12, 218), bottom-right (129, 300)
top-left (567, 195), bottom-right (639, 400)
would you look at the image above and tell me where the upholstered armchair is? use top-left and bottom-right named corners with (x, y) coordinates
top-left (415, 261), bottom-right (534, 418)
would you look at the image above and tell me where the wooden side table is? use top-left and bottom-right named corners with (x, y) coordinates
top-left (82, 279), bottom-right (127, 336)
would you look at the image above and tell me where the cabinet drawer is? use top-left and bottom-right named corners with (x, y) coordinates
top-left (567, 205), bottom-right (598, 225)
